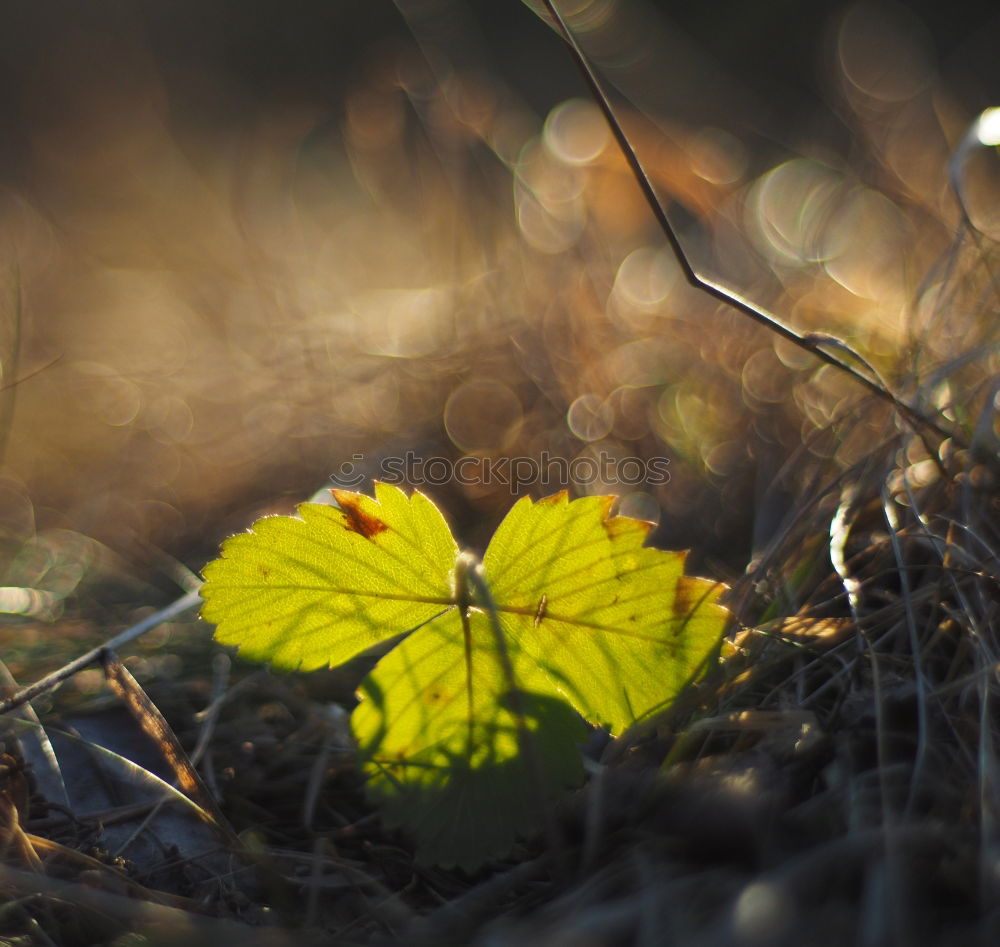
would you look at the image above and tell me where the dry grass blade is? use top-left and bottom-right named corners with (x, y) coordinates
top-left (99, 650), bottom-right (239, 844)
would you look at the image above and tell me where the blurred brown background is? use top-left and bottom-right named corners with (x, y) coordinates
top-left (1, 0), bottom-right (999, 618)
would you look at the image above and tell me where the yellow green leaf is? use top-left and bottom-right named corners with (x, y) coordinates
top-left (200, 483), bottom-right (730, 869)
top-left (201, 485), bottom-right (457, 670)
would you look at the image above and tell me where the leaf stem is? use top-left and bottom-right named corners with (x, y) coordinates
top-left (462, 556), bottom-right (520, 702)
top-left (455, 552), bottom-right (477, 757)
top-left (463, 555), bottom-right (569, 877)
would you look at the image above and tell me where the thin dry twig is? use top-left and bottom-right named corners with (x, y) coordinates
top-left (538, 0), bottom-right (960, 449)
top-left (0, 589), bottom-right (202, 718)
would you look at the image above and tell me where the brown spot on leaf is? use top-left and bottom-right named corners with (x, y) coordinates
top-left (675, 576), bottom-right (695, 616)
top-left (423, 686), bottom-right (450, 706)
top-left (332, 490), bottom-right (389, 539)
top-left (675, 576), bottom-right (721, 617)
top-left (603, 513), bottom-right (651, 541)
top-left (537, 491), bottom-right (568, 506)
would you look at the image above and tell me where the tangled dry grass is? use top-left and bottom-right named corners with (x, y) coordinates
top-left (2, 1), bottom-right (1000, 944)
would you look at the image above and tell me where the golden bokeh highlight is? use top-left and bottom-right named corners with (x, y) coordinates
top-left (0, 0), bottom-right (997, 615)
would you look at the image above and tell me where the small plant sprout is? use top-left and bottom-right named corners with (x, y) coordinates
top-left (200, 483), bottom-right (730, 869)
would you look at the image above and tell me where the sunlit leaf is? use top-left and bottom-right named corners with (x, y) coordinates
top-left (201, 483), bottom-right (730, 869)
top-left (201, 487), bottom-right (457, 670)
top-left (481, 492), bottom-right (728, 731)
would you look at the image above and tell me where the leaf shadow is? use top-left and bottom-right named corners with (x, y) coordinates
top-left (357, 682), bottom-right (586, 872)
